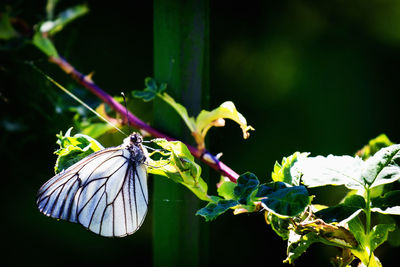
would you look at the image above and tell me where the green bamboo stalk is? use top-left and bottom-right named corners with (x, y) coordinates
top-left (153, 0), bottom-right (209, 266)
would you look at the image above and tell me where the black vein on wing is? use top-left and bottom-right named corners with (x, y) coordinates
top-left (135, 166), bottom-right (148, 230)
top-left (64, 178), bottom-right (81, 221)
top-left (49, 183), bottom-right (66, 216)
top-left (38, 148), bottom-right (121, 194)
top-left (37, 149), bottom-right (124, 219)
top-left (121, 164), bottom-right (129, 235)
top-left (133, 162), bottom-right (138, 229)
top-left (76, 161), bottom-right (127, 218)
top-left (36, 149), bottom-right (120, 205)
top-left (87, 191), bottom-right (106, 231)
top-left (136, 167), bottom-right (148, 205)
top-left (37, 142), bottom-right (149, 237)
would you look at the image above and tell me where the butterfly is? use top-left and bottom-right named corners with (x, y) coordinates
top-left (36, 132), bottom-right (149, 237)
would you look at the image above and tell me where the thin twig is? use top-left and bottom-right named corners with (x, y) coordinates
top-left (48, 56), bottom-right (239, 182)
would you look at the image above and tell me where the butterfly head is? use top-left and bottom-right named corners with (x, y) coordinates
top-left (123, 133), bottom-right (146, 163)
top-left (129, 133), bottom-right (143, 145)
top-left (122, 132), bottom-right (143, 148)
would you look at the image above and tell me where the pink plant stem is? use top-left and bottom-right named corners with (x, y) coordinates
top-left (49, 56), bottom-right (239, 182)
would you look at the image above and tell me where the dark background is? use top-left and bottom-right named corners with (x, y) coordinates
top-left (1, 0), bottom-right (400, 266)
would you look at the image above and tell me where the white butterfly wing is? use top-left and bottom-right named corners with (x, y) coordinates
top-left (37, 146), bottom-right (148, 237)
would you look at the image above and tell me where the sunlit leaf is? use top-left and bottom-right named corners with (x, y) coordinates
top-left (41, 4), bottom-right (89, 35)
top-left (272, 152), bottom-right (309, 185)
top-left (295, 219), bottom-right (358, 248)
top-left (147, 138), bottom-right (209, 201)
top-left (356, 134), bottom-right (394, 160)
top-left (291, 155), bottom-right (365, 190)
top-left (291, 144), bottom-right (400, 192)
top-left (133, 78), bottom-right (253, 150)
top-left (217, 177), bottom-right (236, 200)
top-left (79, 122), bottom-right (114, 139)
top-left (194, 101), bottom-right (254, 149)
top-left (158, 92), bottom-right (196, 132)
top-left (54, 128), bottom-right (104, 173)
top-left (371, 190), bottom-right (400, 215)
top-left (348, 216), bottom-right (366, 246)
top-left (319, 225), bottom-right (358, 248)
top-left (348, 215), bottom-right (393, 266)
top-left (348, 216), bottom-right (373, 265)
top-left (362, 144), bottom-right (400, 188)
top-left (368, 224), bottom-right (395, 252)
top-left (32, 31), bottom-right (59, 57)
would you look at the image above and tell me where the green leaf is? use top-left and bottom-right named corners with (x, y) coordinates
top-left (292, 155), bottom-right (365, 189)
top-left (319, 225), bottom-right (358, 248)
top-left (346, 217), bottom-right (388, 267)
top-left (356, 134), bottom-right (394, 160)
top-left (316, 194), bottom-right (365, 223)
top-left (198, 173), bottom-right (269, 220)
top-left (145, 77), bottom-right (157, 91)
top-left (32, 31), bottom-right (59, 57)
top-left (196, 200), bottom-right (238, 221)
top-left (0, 11), bottom-right (19, 40)
top-left (295, 219), bottom-right (358, 248)
top-left (54, 128), bottom-right (104, 173)
top-left (194, 101), bottom-right (254, 149)
top-left (362, 144), bottom-right (400, 188)
top-left (132, 77), bottom-right (168, 102)
top-left (79, 122), bottom-right (114, 139)
top-left (284, 231), bottom-right (319, 264)
top-left (198, 175), bottom-right (309, 221)
top-left (387, 228), bottom-right (400, 247)
top-left (134, 78), bottom-right (253, 150)
top-left (378, 213), bottom-right (400, 247)
top-left (46, 0), bottom-right (60, 20)
top-left (132, 90), bottom-right (157, 102)
top-left (147, 138), bottom-right (210, 201)
top-left (368, 224), bottom-right (395, 252)
top-left (255, 184), bottom-right (274, 197)
top-left (217, 177), bottom-right (237, 200)
top-left (291, 144), bottom-right (400, 191)
top-left (40, 4), bottom-right (89, 36)
top-left (234, 172), bottom-right (259, 204)
top-left (266, 212), bottom-right (290, 239)
top-left (371, 190), bottom-right (400, 215)
top-left (159, 92), bottom-right (196, 132)
top-left (348, 216), bottom-right (373, 266)
top-left (348, 216), bottom-right (367, 247)
top-left (158, 83), bottom-right (167, 93)
top-left (330, 248), bottom-right (356, 267)
top-left (261, 184), bottom-right (311, 218)
top-left (272, 152), bottom-right (309, 185)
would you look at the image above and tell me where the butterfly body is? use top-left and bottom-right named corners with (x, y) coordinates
top-left (37, 133), bottom-right (148, 237)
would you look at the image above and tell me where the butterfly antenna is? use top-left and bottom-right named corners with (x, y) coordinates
top-left (30, 62), bottom-right (127, 137)
top-left (121, 92), bottom-right (132, 131)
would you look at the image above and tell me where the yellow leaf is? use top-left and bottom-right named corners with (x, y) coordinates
top-left (194, 101), bottom-right (254, 150)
